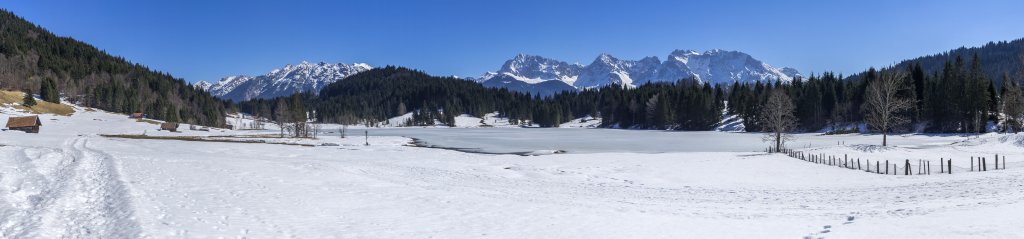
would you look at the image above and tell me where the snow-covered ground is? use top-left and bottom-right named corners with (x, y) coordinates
top-left (377, 112), bottom-right (520, 128)
top-left (3, 106), bottom-right (1024, 238)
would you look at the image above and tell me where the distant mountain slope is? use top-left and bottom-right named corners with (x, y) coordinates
top-left (850, 38), bottom-right (1024, 83)
top-left (197, 61), bottom-right (371, 102)
top-left (470, 50), bottom-right (800, 95)
top-left (0, 9), bottom-right (225, 126)
top-left (479, 74), bottom-right (576, 96)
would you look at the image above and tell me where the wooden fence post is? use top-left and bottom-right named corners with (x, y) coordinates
top-left (947, 159), bottom-right (952, 174)
top-left (885, 160), bottom-right (889, 175)
top-left (983, 157), bottom-right (987, 171)
top-left (940, 158), bottom-right (944, 173)
top-left (905, 160), bottom-right (910, 175)
top-left (971, 157), bottom-right (974, 172)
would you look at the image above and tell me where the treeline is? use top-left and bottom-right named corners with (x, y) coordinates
top-left (238, 66), bottom-right (532, 126)
top-left (238, 66), bottom-right (726, 130)
top-left (855, 38), bottom-right (1024, 85)
top-left (544, 81), bottom-right (724, 129)
top-left (731, 53), bottom-right (1023, 133)
top-left (0, 9), bottom-right (227, 126)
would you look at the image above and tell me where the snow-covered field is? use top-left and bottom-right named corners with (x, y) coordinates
top-left (3, 106), bottom-right (1024, 238)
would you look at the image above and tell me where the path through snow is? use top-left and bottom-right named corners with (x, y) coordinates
top-left (1, 137), bottom-right (140, 238)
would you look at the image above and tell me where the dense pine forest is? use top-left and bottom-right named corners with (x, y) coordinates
top-left (849, 38), bottom-right (1024, 85)
top-left (0, 9), bottom-right (227, 126)
top-left (732, 53), bottom-right (1022, 134)
top-left (237, 66), bottom-right (725, 130)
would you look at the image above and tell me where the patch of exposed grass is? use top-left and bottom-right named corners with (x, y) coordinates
top-left (100, 134), bottom-right (317, 147)
top-left (0, 90), bottom-right (75, 116)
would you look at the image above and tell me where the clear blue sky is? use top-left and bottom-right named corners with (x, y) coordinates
top-left (4, 0), bottom-right (1024, 82)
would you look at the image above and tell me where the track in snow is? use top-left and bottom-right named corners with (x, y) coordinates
top-left (0, 137), bottom-right (140, 238)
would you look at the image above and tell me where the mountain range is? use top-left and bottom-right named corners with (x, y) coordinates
top-left (196, 61), bottom-right (371, 102)
top-left (469, 50), bottom-right (801, 95)
top-left (198, 50), bottom-right (800, 100)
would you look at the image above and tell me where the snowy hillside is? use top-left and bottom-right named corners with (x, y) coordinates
top-left (472, 50), bottom-right (800, 94)
top-left (197, 61), bottom-right (372, 102)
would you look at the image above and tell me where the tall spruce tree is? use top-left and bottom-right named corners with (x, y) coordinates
top-left (39, 78), bottom-right (60, 103)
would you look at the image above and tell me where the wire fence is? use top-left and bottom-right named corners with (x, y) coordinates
top-left (765, 146), bottom-right (1018, 175)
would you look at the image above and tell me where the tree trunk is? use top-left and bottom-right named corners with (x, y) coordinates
top-left (882, 132), bottom-right (887, 146)
top-left (775, 132), bottom-right (781, 152)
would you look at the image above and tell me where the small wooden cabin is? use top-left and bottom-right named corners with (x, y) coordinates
top-left (5, 115), bottom-right (42, 133)
top-left (160, 122), bottom-right (179, 132)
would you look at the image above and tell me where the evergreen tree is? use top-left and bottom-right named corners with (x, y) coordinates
top-left (22, 89), bottom-right (36, 107)
top-left (39, 78), bottom-right (60, 103)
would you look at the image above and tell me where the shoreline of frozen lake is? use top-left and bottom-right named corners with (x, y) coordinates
top-left (361, 128), bottom-right (976, 154)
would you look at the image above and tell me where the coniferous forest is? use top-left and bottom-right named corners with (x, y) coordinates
top-left (237, 66), bottom-right (726, 130)
top-left (0, 9), bottom-right (227, 126)
top-left (731, 53), bottom-right (1019, 134)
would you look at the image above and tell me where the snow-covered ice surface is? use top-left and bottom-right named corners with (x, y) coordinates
top-left (369, 128), bottom-right (968, 154)
top-left (3, 107), bottom-right (1024, 238)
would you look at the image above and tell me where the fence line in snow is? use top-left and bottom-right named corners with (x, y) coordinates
top-left (765, 146), bottom-right (1011, 176)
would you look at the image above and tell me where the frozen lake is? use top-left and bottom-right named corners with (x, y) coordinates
top-left (363, 128), bottom-right (965, 154)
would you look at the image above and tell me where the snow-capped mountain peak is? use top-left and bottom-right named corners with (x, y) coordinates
top-left (193, 80), bottom-right (212, 91)
top-left (197, 61), bottom-right (372, 102)
top-left (475, 50), bottom-right (800, 94)
top-left (476, 54), bottom-right (583, 86)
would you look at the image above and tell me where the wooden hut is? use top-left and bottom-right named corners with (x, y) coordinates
top-left (5, 115), bottom-right (42, 133)
top-left (160, 122), bottom-right (179, 132)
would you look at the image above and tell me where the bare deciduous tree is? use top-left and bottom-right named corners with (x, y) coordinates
top-left (1003, 74), bottom-right (1024, 133)
top-left (274, 99), bottom-right (290, 138)
top-left (340, 125), bottom-right (348, 138)
top-left (1007, 51), bottom-right (1024, 133)
top-left (863, 70), bottom-right (914, 146)
top-left (761, 89), bottom-right (797, 152)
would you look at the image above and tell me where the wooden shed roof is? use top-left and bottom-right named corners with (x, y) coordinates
top-left (6, 115), bottom-right (41, 128)
top-left (160, 122), bottom-right (179, 130)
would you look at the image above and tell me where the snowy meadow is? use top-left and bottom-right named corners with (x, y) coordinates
top-left (2, 107), bottom-right (1024, 239)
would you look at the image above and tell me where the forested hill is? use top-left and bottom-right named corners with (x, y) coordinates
top-left (0, 9), bottom-right (226, 126)
top-left (848, 38), bottom-right (1024, 84)
top-left (238, 66), bottom-right (725, 130)
top-left (238, 66), bottom-right (538, 126)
